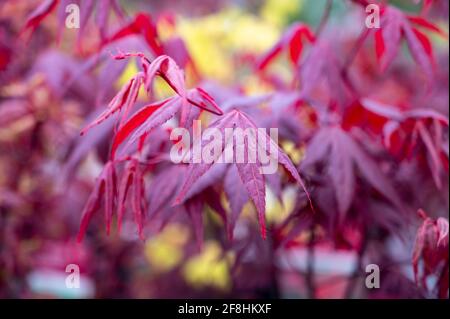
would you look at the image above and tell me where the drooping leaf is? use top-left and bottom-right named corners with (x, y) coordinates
top-left (224, 165), bottom-right (249, 240)
top-left (110, 98), bottom-right (172, 159)
top-left (124, 96), bottom-right (183, 152)
top-left (144, 55), bottom-right (186, 98)
top-left (116, 159), bottom-right (146, 238)
top-left (374, 6), bottom-right (446, 79)
top-left (257, 22), bottom-right (315, 70)
top-left (80, 73), bottom-right (144, 135)
top-left (105, 12), bottom-right (163, 55)
top-left (174, 109), bottom-right (310, 238)
top-left (301, 126), bottom-right (404, 224)
top-left (77, 161), bottom-right (116, 242)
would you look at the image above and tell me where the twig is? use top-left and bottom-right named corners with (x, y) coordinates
top-left (344, 231), bottom-right (369, 298)
top-left (315, 0), bottom-right (333, 39)
top-left (305, 223), bottom-right (316, 298)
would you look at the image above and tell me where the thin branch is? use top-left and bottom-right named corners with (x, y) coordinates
top-left (305, 223), bottom-right (316, 298)
top-left (344, 231), bottom-right (369, 298)
top-left (315, 0), bottom-right (333, 39)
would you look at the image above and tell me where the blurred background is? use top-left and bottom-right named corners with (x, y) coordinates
top-left (0, 0), bottom-right (448, 298)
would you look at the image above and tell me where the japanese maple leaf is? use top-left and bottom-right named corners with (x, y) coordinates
top-left (104, 12), bottom-right (163, 56)
top-left (58, 0), bottom-right (125, 51)
top-left (116, 158), bottom-right (146, 238)
top-left (382, 108), bottom-right (449, 189)
top-left (80, 71), bottom-right (144, 135)
top-left (77, 157), bottom-right (150, 241)
top-left (77, 161), bottom-right (116, 242)
top-left (342, 99), bottom-right (404, 136)
top-left (110, 87), bottom-right (222, 159)
top-left (374, 5), bottom-right (446, 79)
top-left (257, 22), bottom-right (315, 70)
top-left (23, 0), bottom-right (126, 52)
top-left (174, 109), bottom-right (310, 239)
top-left (299, 40), bottom-right (353, 109)
top-left (342, 98), bottom-right (449, 189)
top-left (80, 53), bottom-right (222, 143)
top-left (224, 165), bottom-right (250, 240)
top-left (300, 126), bottom-right (404, 223)
top-left (413, 209), bottom-right (449, 298)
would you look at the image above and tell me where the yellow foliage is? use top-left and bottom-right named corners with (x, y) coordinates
top-left (281, 140), bottom-right (304, 164)
top-left (183, 241), bottom-right (234, 291)
top-left (145, 224), bottom-right (190, 273)
top-left (261, 0), bottom-right (304, 27)
top-left (176, 7), bottom-right (280, 83)
top-left (265, 186), bottom-right (298, 224)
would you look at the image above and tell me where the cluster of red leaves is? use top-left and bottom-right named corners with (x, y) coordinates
top-left (69, 2), bottom-right (449, 297)
top-left (76, 52), bottom-right (223, 241)
top-left (21, 0), bottom-right (126, 52)
top-left (413, 209), bottom-right (448, 298)
top-left (374, 5), bottom-right (447, 80)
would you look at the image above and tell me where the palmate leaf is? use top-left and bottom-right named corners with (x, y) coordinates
top-left (374, 5), bottom-right (447, 80)
top-left (104, 12), bottom-right (163, 55)
top-left (111, 88), bottom-right (223, 159)
top-left (301, 126), bottom-right (404, 224)
top-left (342, 99), bottom-right (449, 189)
top-left (174, 109), bottom-right (310, 239)
top-left (80, 53), bottom-right (223, 158)
top-left (76, 52), bottom-right (224, 240)
top-left (77, 158), bottom-right (147, 241)
top-left (23, 0), bottom-right (126, 51)
top-left (384, 114), bottom-right (449, 189)
top-left (299, 40), bottom-right (352, 108)
top-left (257, 22), bottom-right (315, 70)
top-left (110, 97), bottom-right (175, 159)
top-left (79, 53), bottom-right (183, 138)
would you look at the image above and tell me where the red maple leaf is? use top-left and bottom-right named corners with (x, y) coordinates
top-left (374, 5), bottom-right (447, 80)
top-left (257, 22), bottom-right (315, 70)
top-left (174, 109), bottom-right (311, 239)
top-left (413, 209), bottom-right (449, 298)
